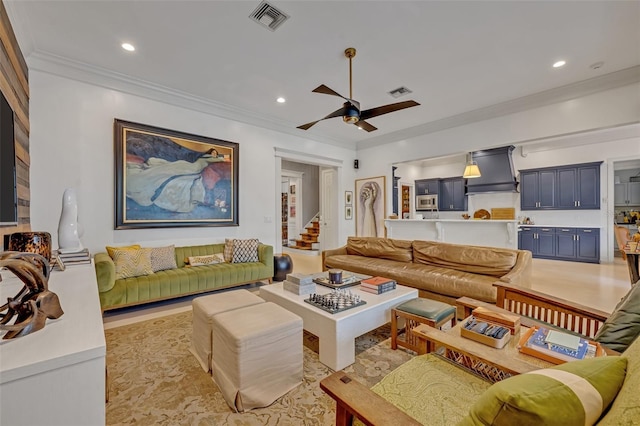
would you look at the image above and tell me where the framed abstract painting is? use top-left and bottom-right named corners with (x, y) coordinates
top-left (114, 119), bottom-right (239, 229)
top-left (355, 176), bottom-right (386, 237)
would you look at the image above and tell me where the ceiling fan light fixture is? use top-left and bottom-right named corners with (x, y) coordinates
top-left (463, 161), bottom-right (482, 179)
top-left (343, 115), bottom-right (359, 124)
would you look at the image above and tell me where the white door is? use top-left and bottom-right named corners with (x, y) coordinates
top-left (320, 168), bottom-right (338, 250)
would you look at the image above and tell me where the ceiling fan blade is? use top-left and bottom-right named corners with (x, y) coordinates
top-left (312, 84), bottom-right (348, 98)
top-left (312, 85), bottom-right (360, 110)
top-left (359, 100), bottom-right (420, 121)
top-left (355, 121), bottom-right (377, 132)
top-left (297, 106), bottom-right (349, 131)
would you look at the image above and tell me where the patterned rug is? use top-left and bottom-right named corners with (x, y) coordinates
top-left (105, 310), bottom-right (413, 425)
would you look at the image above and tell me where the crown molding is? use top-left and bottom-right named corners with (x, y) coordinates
top-left (358, 66), bottom-right (640, 151)
top-left (26, 51), bottom-right (349, 149)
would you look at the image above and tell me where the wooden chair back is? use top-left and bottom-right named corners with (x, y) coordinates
top-left (614, 225), bottom-right (631, 260)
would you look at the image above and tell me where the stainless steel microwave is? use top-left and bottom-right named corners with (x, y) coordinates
top-left (416, 194), bottom-right (438, 210)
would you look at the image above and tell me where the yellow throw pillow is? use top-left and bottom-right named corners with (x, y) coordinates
top-left (112, 247), bottom-right (154, 280)
top-left (106, 244), bottom-right (141, 259)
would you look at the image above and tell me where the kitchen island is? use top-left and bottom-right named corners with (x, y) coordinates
top-left (385, 219), bottom-right (518, 249)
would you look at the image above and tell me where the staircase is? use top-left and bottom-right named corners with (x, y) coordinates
top-left (290, 215), bottom-right (320, 252)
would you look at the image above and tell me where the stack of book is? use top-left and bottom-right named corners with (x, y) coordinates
top-left (283, 273), bottom-right (316, 295)
top-left (360, 276), bottom-right (396, 294)
top-left (55, 248), bottom-right (92, 266)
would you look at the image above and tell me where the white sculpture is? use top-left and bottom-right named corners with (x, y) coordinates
top-left (57, 188), bottom-right (84, 253)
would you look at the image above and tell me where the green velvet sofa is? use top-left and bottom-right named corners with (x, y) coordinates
top-left (94, 243), bottom-right (273, 311)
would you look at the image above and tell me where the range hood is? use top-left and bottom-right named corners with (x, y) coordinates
top-left (466, 145), bottom-right (519, 194)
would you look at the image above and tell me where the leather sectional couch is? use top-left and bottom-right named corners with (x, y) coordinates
top-left (95, 243), bottom-right (273, 311)
top-left (323, 237), bottom-right (532, 305)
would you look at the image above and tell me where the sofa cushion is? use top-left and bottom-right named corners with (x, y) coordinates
top-left (597, 336), bottom-right (640, 424)
top-left (106, 244), bottom-right (140, 258)
top-left (594, 282), bottom-right (640, 352)
top-left (346, 237), bottom-right (413, 262)
top-left (362, 354), bottom-right (490, 426)
top-left (413, 241), bottom-right (517, 278)
top-left (112, 247), bottom-right (154, 280)
top-left (186, 253), bottom-right (226, 266)
top-left (150, 245), bottom-right (177, 272)
top-left (462, 356), bottom-right (628, 426)
top-left (231, 239), bottom-right (260, 263)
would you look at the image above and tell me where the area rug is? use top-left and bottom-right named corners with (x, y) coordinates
top-left (105, 310), bottom-right (413, 425)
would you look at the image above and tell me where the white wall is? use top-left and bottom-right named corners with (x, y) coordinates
top-left (29, 71), bottom-right (356, 254)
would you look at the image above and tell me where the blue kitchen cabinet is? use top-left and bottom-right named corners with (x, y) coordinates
top-left (520, 170), bottom-right (556, 210)
top-left (518, 226), bottom-right (599, 263)
top-left (520, 162), bottom-right (601, 210)
top-left (557, 164), bottom-right (600, 209)
top-left (576, 228), bottom-right (600, 263)
top-left (555, 228), bottom-right (577, 259)
top-left (518, 227), bottom-right (555, 258)
top-left (439, 177), bottom-right (467, 211)
top-left (415, 179), bottom-right (439, 195)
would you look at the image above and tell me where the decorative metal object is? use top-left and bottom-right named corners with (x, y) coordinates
top-left (8, 231), bottom-right (52, 261)
top-left (0, 251), bottom-right (64, 339)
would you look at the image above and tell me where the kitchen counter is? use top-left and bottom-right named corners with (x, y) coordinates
top-left (384, 219), bottom-right (518, 249)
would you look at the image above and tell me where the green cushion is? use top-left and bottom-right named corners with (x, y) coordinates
top-left (396, 298), bottom-right (455, 323)
top-left (354, 354), bottom-right (490, 426)
top-left (460, 356), bottom-right (628, 426)
top-left (594, 283), bottom-right (640, 352)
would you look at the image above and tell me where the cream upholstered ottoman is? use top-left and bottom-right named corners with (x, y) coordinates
top-left (190, 290), bottom-right (265, 373)
top-left (212, 302), bottom-right (303, 412)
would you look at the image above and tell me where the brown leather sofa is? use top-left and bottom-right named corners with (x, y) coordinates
top-left (322, 237), bottom-right (532, 305)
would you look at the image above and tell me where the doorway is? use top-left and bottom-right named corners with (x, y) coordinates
top-left (274, 148), bottom-right (343, 255)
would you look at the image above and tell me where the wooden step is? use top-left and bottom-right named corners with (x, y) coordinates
top-left (301, 234), bottom-right (318, 243)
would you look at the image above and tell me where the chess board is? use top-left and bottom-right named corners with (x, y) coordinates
top-left (304, 290), bottom-right (366, 314)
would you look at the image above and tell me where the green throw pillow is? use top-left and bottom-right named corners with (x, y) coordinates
top-left (594, 283), bottom-right (640, 352)
top-left (460, 356), bottom-right (627, 426)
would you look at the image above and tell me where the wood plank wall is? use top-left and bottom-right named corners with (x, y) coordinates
top-left (0, 1), bottom-right (30, 247)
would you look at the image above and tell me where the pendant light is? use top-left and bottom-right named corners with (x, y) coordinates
top-left (463, 153), bottom-right (481, 179)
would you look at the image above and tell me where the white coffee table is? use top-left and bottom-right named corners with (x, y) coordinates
top-left (259, 282), bottom-right (418, 371)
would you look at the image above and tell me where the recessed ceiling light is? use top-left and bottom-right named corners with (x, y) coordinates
top-left (276, 97), bottom-right (286, 103)
top-left (121, 43), bottom-right (135, 52)
top-left (553, 60), bottom-right (566, 68)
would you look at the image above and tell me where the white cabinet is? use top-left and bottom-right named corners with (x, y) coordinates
top-left (1, 263), bottom-right (106, 426)
top-left (615, 182), bottom-right (640, 206)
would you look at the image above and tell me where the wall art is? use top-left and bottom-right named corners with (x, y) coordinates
top-left (355, 176), bottom-right (386, 237)
top-left (114, 119), bottom-right (239, 229)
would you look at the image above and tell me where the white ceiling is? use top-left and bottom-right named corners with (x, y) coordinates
top-left (5, 1), bottom-right (640, 149)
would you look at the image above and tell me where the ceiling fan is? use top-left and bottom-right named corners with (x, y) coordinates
top-left (297, 47), bottom-right (420, 132)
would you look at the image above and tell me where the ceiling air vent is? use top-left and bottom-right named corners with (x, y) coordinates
top-left (249, 1), bottom-right (290, 31)
top-left (388, 86), bottom-right (412, 98)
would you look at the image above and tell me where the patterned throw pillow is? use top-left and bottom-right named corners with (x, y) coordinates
top-left (232, 239), bottom-right (259, 263)
top-left (106, 244), bottom-right (141, 259)
top-left (185, 253), bottom-right (225, 266)
top-left (112, 247), bottom-right (154, 280)
top-left (223, 239), bottom-right (234, 263)
top-left (149, 245), bottom-right (177, 272)
top-left (461, 356), bottom-right (628, 426)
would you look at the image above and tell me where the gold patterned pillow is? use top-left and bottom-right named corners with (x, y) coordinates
top-left (106, 244), bottom-right (140, 259)
top-left (150, 245), bottom-right (177, 272)
top-left (185, 253), bottom-right (225, 266)
top-left (223, 239), bottom-right (234, 262)
top-left (112, 247), bottom-right (154, 280)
